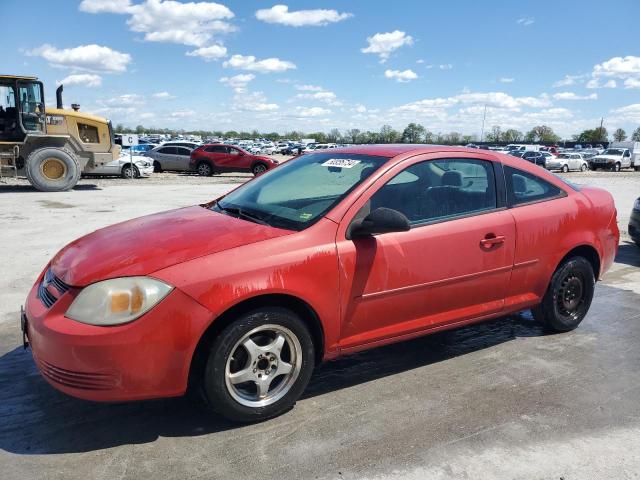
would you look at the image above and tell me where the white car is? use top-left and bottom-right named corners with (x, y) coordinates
top-left (545, 153), bottom-right (588, 173)
top-left (83, 153), bottom-right (154, 178)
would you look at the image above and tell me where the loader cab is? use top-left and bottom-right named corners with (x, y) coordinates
top-left (0, 76), bottom-right (46, 142)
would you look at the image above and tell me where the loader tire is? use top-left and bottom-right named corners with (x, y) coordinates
top-left (25, 147), bottom-right (80, 192)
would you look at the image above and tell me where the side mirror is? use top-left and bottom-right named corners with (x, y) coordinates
top-left (348, 207), bottom-right (411, 239)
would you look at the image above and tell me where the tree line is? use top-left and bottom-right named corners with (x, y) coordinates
top-left (114, 123), bottom-right (640, 144)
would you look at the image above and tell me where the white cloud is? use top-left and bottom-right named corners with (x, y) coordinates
top-left (152, 91), bottom-right (175, 99)
top-left (552, 74), bottom-right (586, 87)
top-left (439, 64), bottom-right (453, 70)
top-left (171, 109), bottom-right (196, 118)
top-left (186, 44), bottom-right (227, 60)
top-left (255, 5), bottom-right (352, 27)
top-left (79, 0), bottom-right (131, 13)
top-left (296, 84), bottom-right (323, 91)
top-left (57, 73), bottom-right (102, 87)
top-left (552, 92), bottom-right (598, 100)
top-left (611, 103), bottom-right (640, 122)
top-left (295, 90), bottom-right (341, 105)
top-left (81, 0), bottom-right (235, 47)
top-left (516, 17), bottom-right (535, 26)
top-left (499, 77), bottom-right (514, 83)
top-left (220, 73), bottom-right (255, 93)
top-left (586, 78), bottom-right (617, 89)
top-left (27, 44), bottom-right (131, 73)
top-left (624, 77), bottom-right (640, 89)
top-left (107, 93), bottom-right (144, 105)
top-left (384, 69), bottom-right (418, 82)
top-left (223, 54), bottom-right (296, 73)
top-left (585, 56), bottom-right (640, 90)
top-left (392, 91), bottom-right (552, 114)
top-left (361, 30), bottom-right (413, 62)
top-left (295, 106), bottom-right (330, 117)
top-left (233, 91), bottom-right (279, 112)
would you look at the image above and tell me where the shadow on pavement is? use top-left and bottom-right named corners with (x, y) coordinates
top-left (616, 242), bottom-right (640, 268)
top-left (0, 311), bottom-right (545, 455)
top-left (0, 184), bottom-right (101, 193)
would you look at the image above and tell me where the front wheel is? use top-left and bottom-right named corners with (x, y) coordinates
top-left (252, 163), bottom-right (268, 176)
top-left (561, 164), bottom-right (569, 173)
top-left (532, 256), bottom-right (595, 332)
top-left (25, 147), bottom-right (80, 192)
top-left (202, 307), bottom-right (315, 422)
top-left (613, 162), bottom-right (621, 172)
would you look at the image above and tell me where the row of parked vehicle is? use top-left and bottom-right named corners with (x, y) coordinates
top-left (499, 142), bottom-right (640, 173)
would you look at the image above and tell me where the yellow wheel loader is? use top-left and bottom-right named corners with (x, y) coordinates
top-left (0, 75), bottom-right (120, 191)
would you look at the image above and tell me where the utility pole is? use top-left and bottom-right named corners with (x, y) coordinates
top-left (480, 104), bottom-right (487, 142)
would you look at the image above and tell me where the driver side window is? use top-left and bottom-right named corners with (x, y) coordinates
top-left (366, 158), bottom-right (497, 225)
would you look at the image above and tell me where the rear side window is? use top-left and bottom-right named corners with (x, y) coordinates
top-left (205, 145), bottom-right (227, 153)
top-left (504, 166), bottom-right (565, 206)
top-left (158, 147), bottom-right (176, 154)
top-left (177, 147), bottom-right (192, 156)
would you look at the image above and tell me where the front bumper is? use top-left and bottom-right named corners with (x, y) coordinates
top-left (630, 209), bottom-right (640, 242)
top-left (24, 270), bottom-right (213, 402)
top-left (136, 164), bottom-right (154, 177)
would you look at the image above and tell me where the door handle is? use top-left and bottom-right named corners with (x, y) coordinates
top-left (480, 234), bottom-right (506, 247)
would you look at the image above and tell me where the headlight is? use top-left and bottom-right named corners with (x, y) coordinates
top-left (66, 277), bottom-right (173, 326)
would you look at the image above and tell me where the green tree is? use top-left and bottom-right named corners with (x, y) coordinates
top-left (444, 131), bottom-right (461, 144)
top-left (576, 127), bottom-right (608, 143)
top-left (135, 125), bottom-right (145, 134)
top-left (326, 128), bottom-right (342, 143)
top-left (526, 125), bottom-right (560, 143)
top-left (345, 129), bottom-right (361, 143)
top-left (484, 126), bottom-right (502, 143)
top-left (633, 127), bottom-right (640, 141)
top-left (401, 123), bottom-right (426, 143)
top-left (502, 129), bottom-right (523, 142)
top-left (613, 128), bottom-right (627, 141)
top-left (379, 124), bottom-right (399, 143)
top-left (424, 130), bottom-right (435, 143)
top-left (461, 135), bottom-right (478, 144)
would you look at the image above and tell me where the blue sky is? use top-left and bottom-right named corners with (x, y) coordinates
top-left (4, 0), bottom-right (640, 137)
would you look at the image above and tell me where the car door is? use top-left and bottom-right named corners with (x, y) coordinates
top-left (175, 147), bottom-right (192, 171)
top-left (335, 153), bottom-right (516, 351)
top-left (155, 146), bottom-right (176, 169)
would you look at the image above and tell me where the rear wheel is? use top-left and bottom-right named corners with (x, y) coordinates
top-left (252, 163), bottom-right (268, 176)
top-left (25, 147), bottom-right (80, 192)
top-left (580, 163), bottom-right (587, 172)
top-left (153, 161), bottom-right (162, 173)
top-left (197, 161), bottom-right (213, 176)
top-left (201, 307), bottom-right (315, 422)
top-left (532, 256), bottom-right (595, 332)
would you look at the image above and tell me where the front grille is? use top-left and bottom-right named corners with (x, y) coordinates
top-left (39, 359), bottom-right (118, 390)
top-left (37, 268), bottom-right (70, 308)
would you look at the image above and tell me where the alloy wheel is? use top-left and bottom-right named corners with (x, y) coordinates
top-left (224, 324), bottom-right (302, 408)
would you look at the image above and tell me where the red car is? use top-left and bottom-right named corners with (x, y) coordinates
top-left (189, 144), bottom-right (278, 176)
top-left (23, 146), bottom-right (618, 422)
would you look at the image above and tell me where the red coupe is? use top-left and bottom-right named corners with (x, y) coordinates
top-left (23, 145), bottom-right (619, 422)
top-left (189, 144), bottom-right (278, 176)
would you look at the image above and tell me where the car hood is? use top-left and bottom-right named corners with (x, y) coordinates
top-left (594, 155), bottom-right (620, 160)
top-left (51, 206), bottom-right (292, 286)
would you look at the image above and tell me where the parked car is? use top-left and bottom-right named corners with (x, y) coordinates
top-left (630, 197), bottom-right (640, 247)
top-left (145, 145), bottom-right (193, 172)
top-left (546, 153), bottom-right (588, 172)
top-left (160, 141), bottom-right (201, 150)
top-left (590, 148), bottom-right (634, 171)
top-left (23, 145), bottom-right (618, 422)
top-left (128, 144), bottom-right (157, 154)
top-left (521, 151), bottom-right (547, 167)
top-left (190, 144), bottom-right (279, 176)
top-left (83, 154), bottom-right (154, 178)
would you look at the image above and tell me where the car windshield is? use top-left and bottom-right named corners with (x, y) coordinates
top-left (603, 149), bottom-right (623, 155)
top-left (212, 153), bottom-right (389, 231)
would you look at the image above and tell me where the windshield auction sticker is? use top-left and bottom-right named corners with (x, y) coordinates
top-left (321, 159), bottom-right (361, 168)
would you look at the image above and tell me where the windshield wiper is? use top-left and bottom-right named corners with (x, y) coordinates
top-left (216, 204), bottom-right (270, 226)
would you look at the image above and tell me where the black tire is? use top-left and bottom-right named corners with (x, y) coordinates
top-left (580, 163), bottom-right (587, 172)
top-left (121, 164), bottom-right (140, 178)
top-left (561, 164), bottom-right (569, 173)
top-left (201, 307), bottom-right (315, 423)
top-left (252, 162), bottom-right (268, 176)
top-left (196, 161), bottom-right (213, 176)
top-left (614, 162), bottom-right (621, 172)
top-left (25, 147), bottom-right (80, 192)
top-left (634, 165), bottom-right (640, 172)
top-left (532, 256), bottom-right (595, 332)
top-left (153, 161), bottom-right (162, 173)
